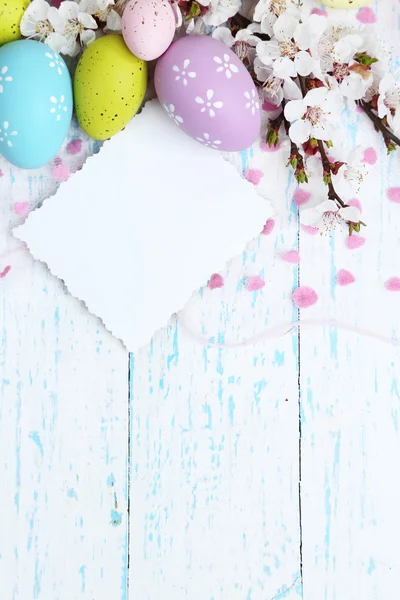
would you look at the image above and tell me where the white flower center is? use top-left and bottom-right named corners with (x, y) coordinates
top-left (279, 40), bottom-right (298, 59)
top-left (305, 106), bottom-right (323, 125)
top-left (332, 62), bottom-right (350, 83)
top-left (269, 0), bottom-right (288, 17)
top-left (35, 19), bottom-right (54, 37)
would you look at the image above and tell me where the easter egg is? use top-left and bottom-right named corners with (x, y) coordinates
top-left (155, 36), bottom-right (261, 152)
top-left (74, 34), bottom-right (147, 141)
top-left (122, 0), bottom-right (176, 61)
top-left (0, 0), bottom-right (30, 46)
top-left (0, 40), bottom-right (72, 169)
top-left (321, 0), bottom-right (372, 7)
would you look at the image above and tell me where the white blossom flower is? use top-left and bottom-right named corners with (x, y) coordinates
top-left (332, 147), bottom-right (366, 196)
top-left (213, 53), bottom-right (239, 79)
top-left (196, 133), bottom-right (222, 148)
top-left (314, 26), bottom-right (364, 76)
top-left (256, 14), bottom-right (317, 79)
top-left (201, 0), bottom-right (242, 27)
top-left (254, 57), bottom-right (301, 104)
top-left (254, 0), bottom-right (300, 37)
top-left (300, 199), bottom-right (361, 231)
top-left (79, 0), bottom-right (122, 31)
top-left (48, 1), bottom-right (98, 57)
top-left (284, 87), bottom-right (340, 144)
top-left (20, 0), bottom-right (67, 53)
top-left (195, 90), bottom-right (223, 117)
top-left (172, 59), bottom-right (196, 86)
top-left (0, 122), bottom-right (18, 148)
top-left (164, 103), bottom-right (184, 126)
top-left (212, 24), bottom-right (259, 61)
top-left (326, 60), bottom-right (373, 100)
top-left (378, 74), bottom-right (400, 135)
top-left (0, 66), bottom-right (12, 94)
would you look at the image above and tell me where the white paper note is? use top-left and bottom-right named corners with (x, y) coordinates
top-left (14, 100), bottom-right (272, 351)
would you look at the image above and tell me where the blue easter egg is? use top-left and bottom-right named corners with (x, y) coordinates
top-left (0, 40), bottom-right (73, 169)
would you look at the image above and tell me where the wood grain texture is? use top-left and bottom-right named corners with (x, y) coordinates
top-left (129, 193), bottom-right (303, 599)
top-left (0, 255), bottom-right (129, 599)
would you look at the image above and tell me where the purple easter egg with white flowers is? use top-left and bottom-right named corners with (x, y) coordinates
top-left (154, 35), bottom-right (261, 152)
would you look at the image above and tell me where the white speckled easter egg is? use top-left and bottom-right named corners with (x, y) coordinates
top-left (0, 40), bottom-right (72, 169)
top-left (122, 0), bottom-right (176, 61)
top-left (155, 36), bottom-right (261, 152)
top-left (321, 0), bottom-right (372, 7)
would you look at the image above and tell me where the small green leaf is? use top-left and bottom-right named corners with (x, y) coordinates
top-left (324, 140), bottom-right (333, 148)
top-left (354, 52), bottom-right (378, 66)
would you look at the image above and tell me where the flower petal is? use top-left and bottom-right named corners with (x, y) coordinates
top-left (81, 28), bottom-right (96, 46)
top-left (273, 55), bottom-right (297, 79)
top-left (272, 14), bottom-right (299, 42)
top-left (339, 205), bottom-right (361, 223)
top-left (106, 9), bottom-right (122, 30)
top-left (78, 12), bottom-right (98, 29)
top-left (289, 119), bottom-right (312, 144)
top-left (304, 86), bottom-right (327, 107)
top-left (212, 27), bottom-right (234, 47)
top-left (294, 50), bottom-right (314, 76)
top-left (284, 99), bottom-right (306, 122)
top-left (58, 1), bottom-right (79, 20)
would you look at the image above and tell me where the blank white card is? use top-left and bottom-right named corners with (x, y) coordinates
top-left (15, 100), bottom-right (272, 351)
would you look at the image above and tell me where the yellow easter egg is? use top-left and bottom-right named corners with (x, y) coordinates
top-left (321, 0), bottom-right (372, 7)
top-left (0, 0), bottom-right (30, 45)
top-left (74, 34), bottom-right (147, 140)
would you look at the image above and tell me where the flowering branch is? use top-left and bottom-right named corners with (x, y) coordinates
top-left (357, 100), bottom-right (400, 153)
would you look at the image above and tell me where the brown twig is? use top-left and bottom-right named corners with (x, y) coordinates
top-left (317, 140), bottom-right (347, 208)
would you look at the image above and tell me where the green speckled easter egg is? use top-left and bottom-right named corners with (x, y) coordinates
top-left (74, 34), bottom-right (147, 141)
top-left (0, 0), bottom-right (30, 45)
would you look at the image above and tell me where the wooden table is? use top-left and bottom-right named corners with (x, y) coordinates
top-left (1, 1), bottom-right (400, 598)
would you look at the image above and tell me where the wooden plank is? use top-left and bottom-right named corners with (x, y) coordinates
top-left (0, 255), bottom-right (129, 599)
top-left (129, 168), bottom-right (303, 599)
top-left (298, 2), bottom-right (400, 592)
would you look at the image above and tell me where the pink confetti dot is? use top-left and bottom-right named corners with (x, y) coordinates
top-left (346, 235), bottom-right (366, 250)
top-left (387, 187), bottom-right (400, 203)
top-left (293, 286), bottom-right (318, 308)
top-left (311, 7), bottom-right (327, 15)
top-left (51, 163), bottom-right (70, 180)
top-left (262, 100), bottom-right (279, 111)
top-left (336, 269), bottom-right (355, 286)
top-left (357, 6), bottom-right (376, 23)
top-left (281, 250), bottom-right (300, 263)
top-left (208, 273), bottom-right (224, 290)
top-left (293, 189), bottom-right (311, 207)
top-left (262, 219), bottom-right (275, 235)
top-left (301, 224), bottom-right (318, 235)
top-left (385, 277), bottom-right (400, 292)
top-left (14, 202), bottom-right (30, 217)
top-left (0, 169), bottom-right (4, 177)
top-left (0, 265), bottom-right (11, 279)
top-left (348, 198), bottom-right (362, 213)
top-left (362, 147), bottom-right (377, 165)
top-left (261, 141), bottom-right (281, 152)
top-left (67, 138), bottom-right (83, 155)
top-left (246, 275), bottom-right (265, 291)
top-left (244, 168), bottom-right (264, 185)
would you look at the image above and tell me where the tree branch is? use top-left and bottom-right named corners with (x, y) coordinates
top-left (357, 100), bottom-right (400, 147)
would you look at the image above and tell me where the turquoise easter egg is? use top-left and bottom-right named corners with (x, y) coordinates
top-left (0, 40), bottom-right (73, 169)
